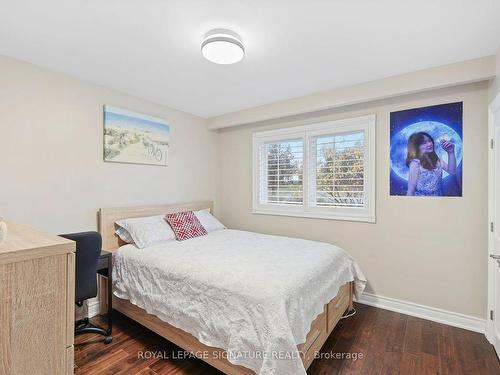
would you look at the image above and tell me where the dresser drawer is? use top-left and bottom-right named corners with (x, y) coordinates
top-left (299, 307), bottom-right (328, 368)
top-left (327, 283), bottom-right (350, 333)
top-left (298, 283), bottom-right (352, 369)
top-left (0, 254), bottom-right (70, 374)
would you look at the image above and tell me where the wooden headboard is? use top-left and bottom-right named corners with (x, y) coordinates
top-left (98, 201), bottom-right (213, 251)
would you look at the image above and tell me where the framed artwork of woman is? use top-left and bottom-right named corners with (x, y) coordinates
top-left (390, 102), bottom-right (463, 197)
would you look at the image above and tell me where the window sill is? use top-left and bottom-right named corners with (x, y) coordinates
top-left (252, 208), bottom-right (375, 223)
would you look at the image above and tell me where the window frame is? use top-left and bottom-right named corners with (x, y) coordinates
top-left (252, 114), bottom-right (376, 223)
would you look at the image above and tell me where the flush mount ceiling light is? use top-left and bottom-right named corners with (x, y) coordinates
top-left (201, 29), bottom-right (245, 65)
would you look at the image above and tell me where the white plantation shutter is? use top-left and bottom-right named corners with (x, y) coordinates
top-left (259, 140), bottom-right (304, 205)
top-left (253, 115), bottom-right (375, 222)
top-left (309, 131), bottom-right (365, 208)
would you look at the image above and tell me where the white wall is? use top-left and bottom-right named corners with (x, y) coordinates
top-left (0, 56), bottom-right (217, 233)
top-left (216, 83), bottom-right (489, 319)
top-left (490, 48), bottom-right (500, 100)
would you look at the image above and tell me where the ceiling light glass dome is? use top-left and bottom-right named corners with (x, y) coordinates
top-left (201, 29), bottom-right (245, 65)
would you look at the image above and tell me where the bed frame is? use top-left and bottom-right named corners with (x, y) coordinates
top-left (98, 201), bottom-right (353, 374)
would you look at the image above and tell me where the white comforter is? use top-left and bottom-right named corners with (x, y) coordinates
top-left (113, 229), bottom-right (366, 375)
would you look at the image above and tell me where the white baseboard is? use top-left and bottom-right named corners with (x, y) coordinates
top-left (88, 299), bottom-right (100, 318)
top-left (358, 292), bottom-right (486, 334)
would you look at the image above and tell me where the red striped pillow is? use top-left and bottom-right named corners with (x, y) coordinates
top-left (165, 211), bottom-right (207, 241)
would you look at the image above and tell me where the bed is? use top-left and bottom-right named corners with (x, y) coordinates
top-left (98, 201), bottom-right (366, 375)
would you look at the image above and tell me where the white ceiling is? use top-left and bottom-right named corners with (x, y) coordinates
top-left (1, 0), bottom-right (499, 118)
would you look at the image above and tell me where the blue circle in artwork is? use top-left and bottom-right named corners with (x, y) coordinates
top-left (390, 121), bottom-right (463, 181)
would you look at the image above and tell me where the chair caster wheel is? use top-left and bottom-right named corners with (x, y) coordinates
top-left (104, 336), bottom-right (113, 344)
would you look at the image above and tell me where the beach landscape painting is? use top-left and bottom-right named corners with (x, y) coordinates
top-left (103, 106), bottom-right (170, 166)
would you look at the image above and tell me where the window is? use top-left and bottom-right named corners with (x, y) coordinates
top-left (253, 115), bottom-right (375, 222)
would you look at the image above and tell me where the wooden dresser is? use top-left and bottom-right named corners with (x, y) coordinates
top-left (0, 220), bottom-right (75, 375)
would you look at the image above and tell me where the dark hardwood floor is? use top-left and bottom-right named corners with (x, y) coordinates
top-left (74, 303), bottom-right (499, 375)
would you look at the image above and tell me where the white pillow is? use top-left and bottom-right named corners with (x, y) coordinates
top-left (194, 209), bottom-right (226, 233)
top-left (115, 215), bottom-right (176, 249)
top-left (115, 226), bottom-right (135, 244)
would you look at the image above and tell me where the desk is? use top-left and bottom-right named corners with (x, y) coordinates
top-left (97, 250), bottom-right (112, 336)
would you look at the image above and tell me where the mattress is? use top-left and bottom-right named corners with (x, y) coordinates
top-left (112, 229), bottom-right (366, 375)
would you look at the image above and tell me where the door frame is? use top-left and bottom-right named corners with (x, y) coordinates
top-left (487, 91), bottom-right (500, 347)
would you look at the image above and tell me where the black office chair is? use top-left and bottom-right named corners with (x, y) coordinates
top-left (60, 231), bottom-right (112, 344)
